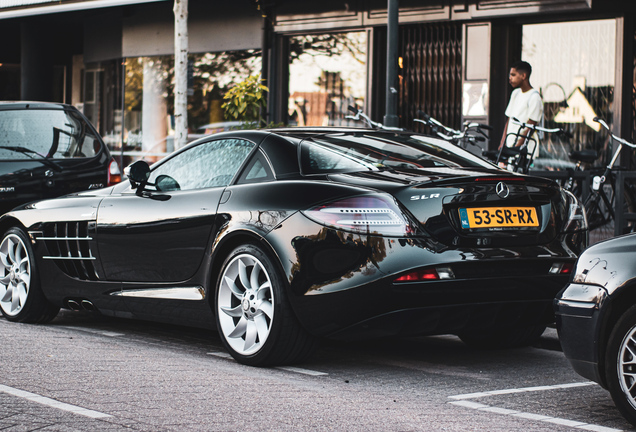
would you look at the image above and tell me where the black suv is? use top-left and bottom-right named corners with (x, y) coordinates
top-left (0, 102), bottom-right (120, 214)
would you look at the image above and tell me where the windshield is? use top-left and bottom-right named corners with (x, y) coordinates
top-left (300, 132), bottom-right (495, 175)
top-left (0, 108), bottom-right (101, 160)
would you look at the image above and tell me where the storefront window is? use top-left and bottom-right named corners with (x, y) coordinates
top-left (522, 19), bottom-right (616, 169)
top-left (289, 32), bottom-right (367, 127)
top-left (121, 50), bottom-right (261, 164)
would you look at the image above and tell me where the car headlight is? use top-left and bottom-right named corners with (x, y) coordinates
top-left (302, 194), bottom-right (416, 237)
top-left (562, 190), bottom-right (588, 232)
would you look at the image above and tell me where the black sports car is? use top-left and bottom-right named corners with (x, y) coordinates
top-left (0, 102), bottom-right (121, 215)
top-left (0, 128), bottom-right (587, 366)
top-left (555, 233), bottom-right (636, 427)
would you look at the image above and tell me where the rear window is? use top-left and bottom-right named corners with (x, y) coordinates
top-left (0, 108), bottom-right (101, 160)
top-left (299, 132), bottom-right (494, 175)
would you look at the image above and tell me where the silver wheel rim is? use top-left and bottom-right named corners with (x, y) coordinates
top-left (217, 253), bottom-right (274, 356)
top-left (618, 324), bottom-right (636, 410)
top-left (0, 234), bottom-right (31, 317)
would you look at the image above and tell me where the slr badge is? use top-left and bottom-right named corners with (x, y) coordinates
top-left (496, 182), bottom-right (510, 199)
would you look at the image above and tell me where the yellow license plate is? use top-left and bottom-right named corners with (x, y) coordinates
top-left (459, 207), bottom-right (539, 229)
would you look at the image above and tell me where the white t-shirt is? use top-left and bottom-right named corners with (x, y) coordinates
top-left (504, 88), bottom-right (543, 158)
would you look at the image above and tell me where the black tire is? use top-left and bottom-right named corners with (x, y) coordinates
top-left (0, 227), bottom-right (59, 323)
top-left (215, 243), bottom-right (317, 366)
top-left (459, 324), bottom-right (546, 349)
top-left (605, 305), bottom-right (636, 428)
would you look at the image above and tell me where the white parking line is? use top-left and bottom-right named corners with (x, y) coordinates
top-left (448, 382), bottom-right (622, 432)
top-left (0, 384), bottom-right (111, 419)
top-left (57, 326), bottom-right (124, 337)
top-left (206, 352), bottom-right (328, 376)
top-left (276, 366), bottom-right (328, 376)
top-left (449, 382), bottom-right (596, 400)
top-left (207, 351), bottom-right (233, 359)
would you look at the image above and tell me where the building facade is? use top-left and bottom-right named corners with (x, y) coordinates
top-left (0, 0), bottom-right (634, 168)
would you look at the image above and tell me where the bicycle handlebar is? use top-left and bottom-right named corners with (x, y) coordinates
top-left (510, 117), bottom-right (569, 136)
top-left (415, 111), bottom-right (492, 147)
top-left (415, 110), bottom-right (458, 135)
top-left (594, 117), bottom-right (636, 149)
top-left (345, 106), bottom-right (402, 131)
top-left (464, 121), bottom-right (493, 131)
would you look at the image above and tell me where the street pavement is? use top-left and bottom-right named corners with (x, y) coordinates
top-left (0, 310), bottom-right (632, 431)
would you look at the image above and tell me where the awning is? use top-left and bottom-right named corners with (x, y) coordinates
top-left (0, 0), bottom-right (167, 19)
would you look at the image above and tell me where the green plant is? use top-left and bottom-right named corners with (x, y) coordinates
top-left (222, 74), bottom-right (268, 124)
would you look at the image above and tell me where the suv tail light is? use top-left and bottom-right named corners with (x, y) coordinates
top-left (302, 195), bottom-right (414, 236)
top-left (550, 262), bottom-right (574, 274)
top-left (108, 158), bottom-right (121, 186)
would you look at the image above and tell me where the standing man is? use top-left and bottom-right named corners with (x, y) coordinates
top-left (499, 61), bottom-right (543, 162)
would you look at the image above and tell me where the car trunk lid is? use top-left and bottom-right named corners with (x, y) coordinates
top-left (329, 169), bottom-right (565, 247)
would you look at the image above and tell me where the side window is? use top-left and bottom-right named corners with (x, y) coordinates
top-left (149, 138), bottom-right (255, 191)
top-left (237, 150), bottom-right (274, 184)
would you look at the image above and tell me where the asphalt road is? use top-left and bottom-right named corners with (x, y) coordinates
top-left (0, 310), bottom-right (632, 432)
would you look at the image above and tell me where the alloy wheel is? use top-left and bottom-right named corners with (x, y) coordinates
top-left (618, 324), bottom-right (636, 410)
top-left (0, 233), bottom-right (31, 317)
top-left (217, 253), bottom-right (274, 356)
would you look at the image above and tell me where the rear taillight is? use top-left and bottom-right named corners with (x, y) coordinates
top-left (394, 266), bottom-right (455, 283)
top-left (394, 268), bottom-right (439, 282)
top-left (302, 195), bottom-right (413, 236)
top-left (108, 158), bottom-right (121, 186)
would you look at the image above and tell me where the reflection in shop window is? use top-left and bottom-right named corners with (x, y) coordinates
top-left (122, 51), bottom-right (261, 164)
top-left (522, 19), bottom-right (616, 169)
top-left (289, 32), bottom-right (367, 127)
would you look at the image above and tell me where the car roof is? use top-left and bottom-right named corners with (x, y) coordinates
top-left (268, 127), bottom-right (401, 138)
top-left (188, 127), bottom-right (421, 145)
top-left (0, 101), bottom-right (73, 111)
top-left (182, 127), bottom-right (420, 155)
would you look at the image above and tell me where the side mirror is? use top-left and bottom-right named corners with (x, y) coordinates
top-left (127, 160), bottom-right (150, 183)
top-left (126, 160), bottom-right (151, 195)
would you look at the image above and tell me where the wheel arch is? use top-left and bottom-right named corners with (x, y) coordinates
top-left (598, 279), bottom-right (636, 387)
top-left (0, 216), bottom-right (27, 237)
top-left (0, 219), bottom-right (60, 323)
top-left (207, 229), bottom-right (283, 310)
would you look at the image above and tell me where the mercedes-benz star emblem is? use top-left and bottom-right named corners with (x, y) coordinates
top-left (496, 182), bottom-right (510, 199)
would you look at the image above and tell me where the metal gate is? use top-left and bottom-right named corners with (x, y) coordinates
top-left (398, 22), bottom-right (463, 132)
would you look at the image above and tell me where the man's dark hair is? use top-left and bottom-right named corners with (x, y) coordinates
top-left (511, 61), bottom-right (532, 77)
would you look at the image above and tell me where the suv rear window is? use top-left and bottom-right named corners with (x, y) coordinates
top-left (0, 108), bottom-right (101, 160)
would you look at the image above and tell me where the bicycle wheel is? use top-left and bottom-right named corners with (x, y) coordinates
top-left (585, 185), bottom-right (636, 244)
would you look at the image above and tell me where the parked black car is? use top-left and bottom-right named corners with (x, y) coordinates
top-left (0, 101), bottom-right (120, 215)
top-left (0, 127), bottom-right (587, 366)
top-left (555, 233), bottom-right (636, 427)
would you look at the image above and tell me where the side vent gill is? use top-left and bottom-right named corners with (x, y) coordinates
top-left (34, 221), bottom-right (100, 281)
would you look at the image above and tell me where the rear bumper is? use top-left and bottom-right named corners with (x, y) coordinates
top-left (299, 273), bottom-right (568, 338)
top-left (267, 212), bottom-right (579, 339)
top-left (327, 300), bottom-right (556, 340)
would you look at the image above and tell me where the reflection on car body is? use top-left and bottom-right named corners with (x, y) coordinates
top-left (0, 127), bottom-right (587, 366)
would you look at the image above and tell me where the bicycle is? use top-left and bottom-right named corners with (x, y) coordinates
top-left (576, 117), bottom-right (636, 242)
top-left (413, 112), bottom-right (492, 151)
top-left (484, 117), bottom-right (569, 174)
top-left (345, 106), bottom-right (403, 131)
